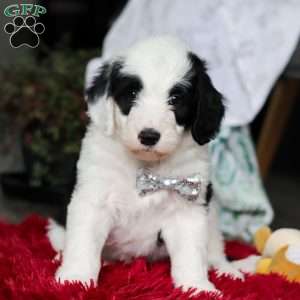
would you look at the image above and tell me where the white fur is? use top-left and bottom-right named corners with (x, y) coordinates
top-left (47, 219), bottom-right (65, 253)
top-left (52, 36), bottom-right (242, 294)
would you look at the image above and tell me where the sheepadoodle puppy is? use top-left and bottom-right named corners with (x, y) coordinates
top-left (49, 36), bottom-right (243, 294)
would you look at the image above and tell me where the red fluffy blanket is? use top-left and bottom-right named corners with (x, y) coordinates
top-left (1, 215), bottom-right (300, 300)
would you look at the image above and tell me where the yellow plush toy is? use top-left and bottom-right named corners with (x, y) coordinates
top-left (254, 226), bottom-right (300, 282)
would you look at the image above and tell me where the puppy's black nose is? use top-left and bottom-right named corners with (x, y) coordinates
top-left (138, 128), bottom-right (161, 146)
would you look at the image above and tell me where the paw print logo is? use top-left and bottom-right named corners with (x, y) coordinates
top-left (4, 16), bottom-right (45, 48)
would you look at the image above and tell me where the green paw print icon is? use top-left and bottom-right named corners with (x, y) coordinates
top-left (4, 16), bottom-right (45, 48)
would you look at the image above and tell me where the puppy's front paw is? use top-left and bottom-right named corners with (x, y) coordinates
top-left (177, 279), bottom-right (220, 296)
top-left (215, 262), bottom-right (244, 280)
top-left (231, 255), bottom-right (260, 273)
top-left (55, 265), bottom-right (98, 285)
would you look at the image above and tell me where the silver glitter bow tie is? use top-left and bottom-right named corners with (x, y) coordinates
top-left (136, 168), bottom-right (202, 201)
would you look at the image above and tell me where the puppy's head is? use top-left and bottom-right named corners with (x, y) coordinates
top-left (86, 36), bottom-right (224, 161)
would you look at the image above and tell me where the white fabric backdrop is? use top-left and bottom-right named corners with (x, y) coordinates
top-left (100, 0), bottom-right (300, 126)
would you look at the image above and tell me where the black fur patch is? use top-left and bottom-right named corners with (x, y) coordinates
top-left (108, 67), bottom-right (143, 115)
top-left (157, 230), bottom-right (164, 247)
top-left (85, 59), bottom-right (143, 115)
top-left (168, 81), bottom-right (195, 129)
top-left (205, 182), bottom-right (213, 206)
top-left (188, 53), bottom-right (225, 145)
top-left (85, 63), bottom-right (111, 103)
top-left (168, 53), bottom-right (225, 145)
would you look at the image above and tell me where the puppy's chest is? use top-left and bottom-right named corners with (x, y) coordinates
top-left (102, 155), bottom-right (209, 261)
top-left (104, 191), bottom-right (181, 261)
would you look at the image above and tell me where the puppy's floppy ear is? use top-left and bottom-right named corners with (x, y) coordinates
top-left (85, 61), bottom-right (121, 136)
top-left (189, 53), bottom-right (225, 145)
top-left (85, 62), bottom-right (110, 104)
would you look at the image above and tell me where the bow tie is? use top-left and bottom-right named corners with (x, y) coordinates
top-left (136, 168), bottom-right (202, 201)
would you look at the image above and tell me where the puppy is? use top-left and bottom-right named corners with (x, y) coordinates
top-left (51, 36), bottom-right (242, 293)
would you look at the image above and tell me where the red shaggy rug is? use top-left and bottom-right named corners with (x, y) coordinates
top-left (1, 215), bottom-right (300, 300)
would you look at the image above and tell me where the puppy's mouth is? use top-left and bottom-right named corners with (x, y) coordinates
top-left (130, 148), bottom-right (169, 161)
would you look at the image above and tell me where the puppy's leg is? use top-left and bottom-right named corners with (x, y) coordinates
top-left (207, 201), bottom-right (244, 279)
top-left (55, 187), bottom-right (112, 285)
top-left (47, 219), bottom-right (65, 252)
top-left (162, 206), bottom-right (218, 293)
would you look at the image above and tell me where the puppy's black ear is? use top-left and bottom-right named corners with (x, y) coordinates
top-left (85, 63), bottom-right (111, 103)
top-left (85, 60), bottom-right (123, 133)
top-left (189, 53), bottom-right (225, 145)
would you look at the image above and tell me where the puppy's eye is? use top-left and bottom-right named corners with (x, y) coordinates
top-left (130, 90), bottom-right (137, 98)
top-left (125, 89), bottom-right (138, 100)
top-left (168, 95), bottom-right (182, 105)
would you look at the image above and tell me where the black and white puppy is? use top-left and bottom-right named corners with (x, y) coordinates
top-left (50, 36), bottom-right (242, 294)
